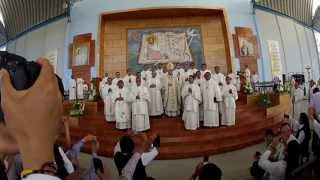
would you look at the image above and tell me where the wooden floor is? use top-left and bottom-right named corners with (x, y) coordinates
top-left (60, 94), bottom-right (288, 160)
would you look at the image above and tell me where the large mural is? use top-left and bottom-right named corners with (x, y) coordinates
top-left (127, 27), bottom-right (204, 72)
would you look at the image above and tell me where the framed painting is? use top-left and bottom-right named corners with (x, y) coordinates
top-left (72, 42), bottom-right (90, 66)
top-left (68, 33), bottom-right (95, 83)
top-left (127, 26), bottom-right (205, 72)
top-left (238, 36), bottom-right (255, 57)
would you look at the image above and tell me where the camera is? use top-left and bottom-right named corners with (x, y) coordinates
top-left (0, 51), bottom-right (64, 122)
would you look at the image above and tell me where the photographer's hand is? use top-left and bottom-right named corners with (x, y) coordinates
top-left (0, 123), bottom-right (18, 154)
top-left (0, 58), bottom-right (63, 170)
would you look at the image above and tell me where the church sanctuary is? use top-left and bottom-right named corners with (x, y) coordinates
top-left (2, 0), bottom-right (320, 180)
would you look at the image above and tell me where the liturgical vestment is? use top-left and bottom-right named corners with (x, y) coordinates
top-left (201, 79), bottom-right (222, 127)
top-left (221, 84), bottom-right (238, 126)
top-left (164, 75), bottom-right (180, 117)
top-left (112, 87), bottom-right (131, 129)
top-left (182, 83), bottom-right (202, 130)
top-left (131, 85), bottom-right (151, 132)
top-left (102, 84), bottom-right (115, 122)
top-left (147, 77), bottom-right (163, 116)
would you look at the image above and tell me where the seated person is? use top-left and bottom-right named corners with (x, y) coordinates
top-left (66, 135), bottom-right (109, 180)
top-left (114, 133), bottom-right (159, 180)
top-left (250, 152), bottom-right (264, 180)
top-left (190, 156), bottom-right (222, 180)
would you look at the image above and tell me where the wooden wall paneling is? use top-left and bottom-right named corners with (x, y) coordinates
top-left (99, 7), bottom-right (233, 75)
top-left (220, 10), bottom-right (232, 73)
top-left (99, 16), bottom-right (106, 77)
top-left (90, 40), bottom-right (95, 66)
top-left (69, 33), bottom-right (95, 82)
top-left (68, 44), bottom-right (73, 69)
top-left (233, 26), bottom-right (259, 73)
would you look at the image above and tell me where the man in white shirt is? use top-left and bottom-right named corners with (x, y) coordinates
top-left (147, 70), bottom-right (163, 116)
top-left (201, 72), bottom-right (221, 127)
top-left (182, 75), bottom-right (202, 130)
top-left (292, 83), bottom-right (305, 119)
top-left (114, 134), bottom-right (159, 180)
top-left (131, 77), bottom-right (151, 132)
top-left (221, 76), bottom-right (238, 126)
top-left (309, 80), bottom-right (317, 101)
top-left (258, 139), bottom-right (286, 180)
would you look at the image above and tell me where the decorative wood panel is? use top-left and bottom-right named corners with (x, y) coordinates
top-left (99, 7), bottom-right (233, 77)
top-left (233, 27), bottom-right (260, 74)
top-left (69, 33), bottom-right (95, 83)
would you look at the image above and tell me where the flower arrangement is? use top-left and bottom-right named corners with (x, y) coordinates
top-left (257, 93), bottom-right (272, 108)
top-left (69, 101), bottom-right (85, 117)
top-left (243, 81), bottom-right (254, 94)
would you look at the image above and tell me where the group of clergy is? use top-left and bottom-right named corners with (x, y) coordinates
top-left (97, 63), bottom-right (239, 132)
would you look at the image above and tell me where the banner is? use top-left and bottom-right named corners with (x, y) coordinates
top-left (267, 40), bottom-right (282, 79)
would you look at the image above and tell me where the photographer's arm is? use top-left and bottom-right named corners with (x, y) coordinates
top-left (0, 59), bottom-right (63, 179)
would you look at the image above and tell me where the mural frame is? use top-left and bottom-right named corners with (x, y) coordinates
top-left (126, 26), bottom-right (205, 71)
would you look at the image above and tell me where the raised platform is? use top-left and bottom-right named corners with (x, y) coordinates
top-left (59, 94), bottom-right (290, 160)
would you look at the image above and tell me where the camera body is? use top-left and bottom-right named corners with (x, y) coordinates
top-left (0, 51), bottom-right (64, 121)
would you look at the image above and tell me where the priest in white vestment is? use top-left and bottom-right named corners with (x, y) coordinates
top-left (99, 72), bottom-right (109, 96)
top-left (212, 66), bottom-right (226, 86)
top-left (194, 71), bottom-right (202, 87)
top-left (187, 62), bottom-right (198, 76)
top-left (221, 76), bottom-right (238, 126)
top-left (141, 65), bottom-right (152, 82)
top-left (69, 75), bottom-right (76, 100)
top-left (182, 76), bottom-right (202, 130)
top-left (131, 77), bottom-right (151, 132)
top-left (163, 70), bottom-right (180, 117)
top-left (112, 80), bottom-right (131, 129)
top-left (123, 69), bottom-right (136, 87)
top-left (173, 63), bottom-right (185, 78)
top-left (200, 63), bottom-right (211, 80)
top-left (112, 72), bottom-right (121, 86)
top-left (201, 72), bottom-right (222, 127)
top-left (76, 78), bottom-right (85, 99)
top-left (102, 77), bottom-right (115, 122)
top-left (147, 70), bottom-right (164, 116)
top-left (292, 83), bottom-right (305, 119)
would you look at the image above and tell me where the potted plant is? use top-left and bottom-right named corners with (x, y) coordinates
top-left (257, 93), bottom-right (272, 108)
top-left (69, 101), bottom-right (85, 117)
